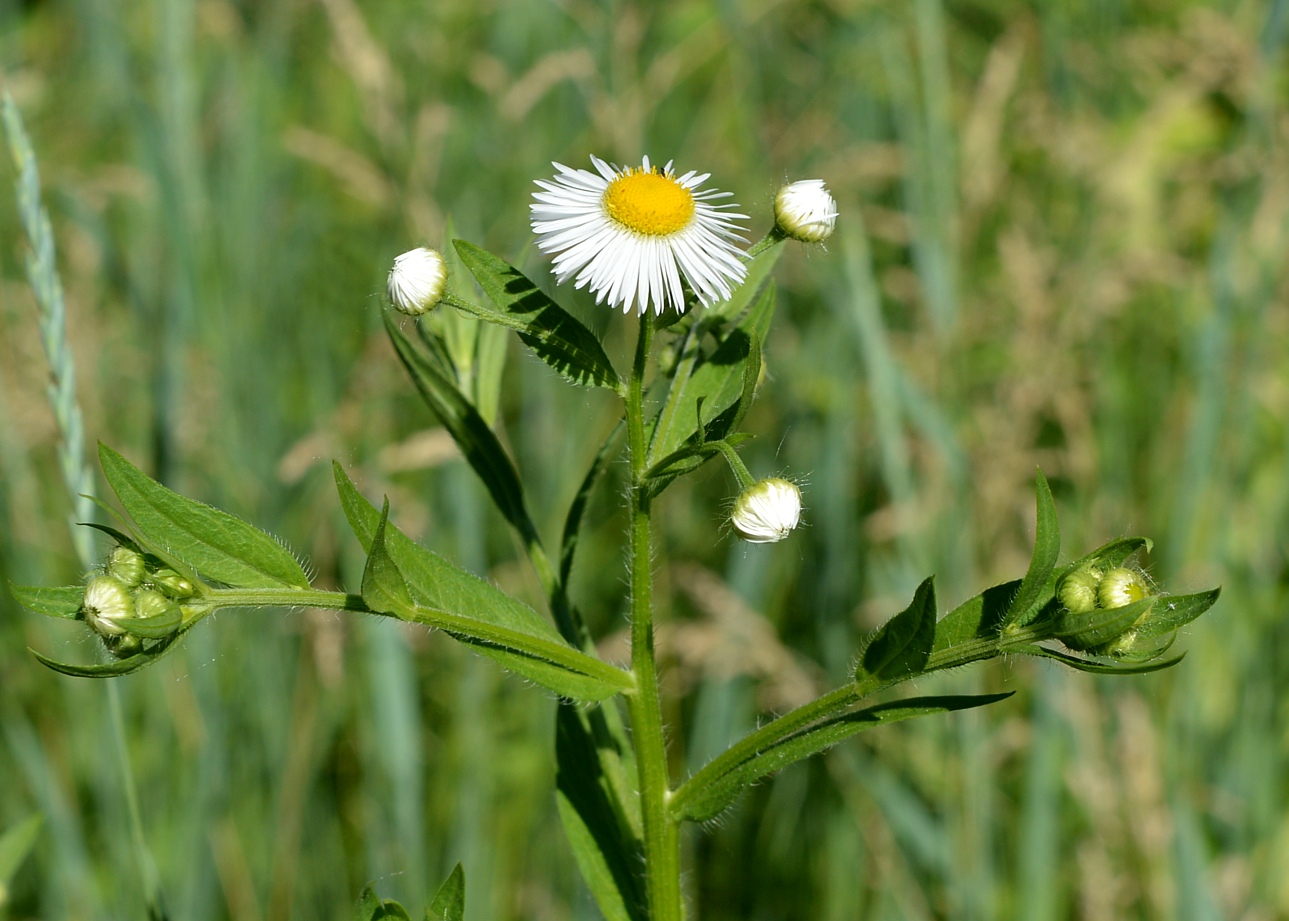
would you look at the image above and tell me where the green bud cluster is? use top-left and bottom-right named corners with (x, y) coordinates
top-left (1054, 565), bottom-right (1155, 656)
top-left (80, 545), bottom-right (192, 657)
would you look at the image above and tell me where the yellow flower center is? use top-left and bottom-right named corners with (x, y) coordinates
top-left (602, 168), bottom-right (695, 236)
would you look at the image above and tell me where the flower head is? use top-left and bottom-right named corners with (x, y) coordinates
top-left (82, 575), bottom-right (135, 637)
top-left (731, 478), bottom-right (802, 543)
top-left (1098, 568), bottom-right (1150, 609)
top-left (387, 247), bottom-right (448, 316)
top-left (531, 156), bottom-right (748, 316)
top-left (774, 180), bottom-right (837, 244)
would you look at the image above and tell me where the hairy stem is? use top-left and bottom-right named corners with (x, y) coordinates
top-left (623, 314), bottom-right (682, 921)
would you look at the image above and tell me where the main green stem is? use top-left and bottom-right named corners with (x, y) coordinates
top-left (624, 314), bottom-right (682, 921)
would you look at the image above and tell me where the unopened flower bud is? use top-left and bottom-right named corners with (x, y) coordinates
top-left (1098, 568), bottom-right (1150, 609)
top-left (106, 545), bottom-right (146, 588)
top-left (387, 247), bottom-right (448, 316)
top-left (731, 478), bottom-right (802, 543)
top-left (150, 568), bottom-right (195, 600)
top-left (774, 180), bottom-right (837, 244)
top-left (129, 589), bottom-right (183, 638)
top-left (106, 633), bottom-right (143, 659)
top-left (82, 576), bottom-right (135, 637)
top-left (1058, 569), bottom-right (1101, 614)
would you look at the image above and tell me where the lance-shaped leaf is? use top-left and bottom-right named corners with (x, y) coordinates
top-left (1135, 588), bottom-right (1221, 640)
top-left (341, 465), bottom-right (631, 702)
top-left (931, 579), bottom-right (1019, 660)
top-left (385, 313), bottom-right (537, 543)
top-left (31, 630), bottom-right (188, 678)
top-left (10, 584), bottom-right (83, 619)
top-left (1016, 643), bottom-right (1185, 675)
top-left (555, 704), bottom-right (646, 921)
top-left (1004, 471), bottom-right (1060, 628)
top-left (427, 863), bottom-right (465, 921)
top-left (453, 240), bottom-right (621, 390)
top-left (647, 281), bottom-right (776, 467)
top-left (98, 443), bottom-right (310, 589)
top-left (670, 693), bottom-right (1011, 823)
top-left (857, 577), bottom-right (937, 684)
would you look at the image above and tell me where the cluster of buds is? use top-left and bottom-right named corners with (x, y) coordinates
top-left (80, 545), bottom-right (193, 657)
top-left (1055, 565), bottom-right (1155, 656)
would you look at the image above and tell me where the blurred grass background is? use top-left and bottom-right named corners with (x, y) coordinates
top-left (0, 0), bottom-right (1285, 918)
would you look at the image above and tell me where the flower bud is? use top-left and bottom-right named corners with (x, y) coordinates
top-left (1098, 568), bottom-right (1150, 609)
top-left (731, 478), bottom-right (802, 543)
top-left (773, 180), bottom-right (837, 244)
top-left (150, 568), bottom-right (195, 600)
top-left (387, 247), bottom-right (448, 316)
top-left (106, 545), bottom-right (146, 588)
top-left (81, 575), bottom-right (135, 637)
top-left (1058, 568), bottom-right (1101, 614)
top-left (128, 589), bottom-right (183, 639)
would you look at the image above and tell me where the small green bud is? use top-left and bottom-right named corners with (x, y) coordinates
top-left (150, 568), bottom-right (195, 600)
top-left (1058, 569), bottom-right (1101, 614)
top-left (82, 576), bottom-right (135, 637)
top-left (128, 589), bottom-right (183, 638)
top-left (1101, 629), bottom-right (1139, 657)
top-left (105, 633), bottom-right (144, 659)
top-left (1098, 568), bottom-right (1150, 609)
top-left (106, 545), bottom-right (146, 588)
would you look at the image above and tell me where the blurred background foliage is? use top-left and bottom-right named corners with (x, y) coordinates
top-left (0, 0), bottom-right (1285, 918)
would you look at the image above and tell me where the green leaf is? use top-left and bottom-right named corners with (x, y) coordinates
top-left (359, 499), bottom-right (416, 616)
top-left (384, 313), bottom-right (535, 541)
top-left (10, 584), bottom-right (83, 619)
top-left (1004, 471), bottom-right (1060, 628)
top-left (857, 577), bottom-right (936, 683)
top-left (426, 863), bottom-right (465, 921)
top-left (931, 579), bottom-right (1019, 658)
top-left (705, 238), bottom-right (786, 322)
top-left (31, 631), bottom-right (186, 678)
top-left (453, 240), bottom-right (621, 390)
top-left (559, 421), bottom-right (623, 595)
top-left (1054, 596), bottom-right (1155, 652)
top-left (1057, 536), bottom-right (1151, 583)
top-left (641, 434), bottom-right (753, 495)
top-left (1017, 643), bottom-right (1185, 675)
top-left (354, 886), bottom-right (382, 921)
top-left (671, 693), bottom-right (1011, 823)
top-left (1135, 588), bottom-right (1221, 639)
top-left (555, 705), bottom-right (646, 921)
top-left (98, 443), bottom-right (310, 589)
top-left (338, 465), bottom-right (631, 701)
top-left (648, 280), bottom-right (776, 467)
top-left (0, 813), bottom-right (42, 905)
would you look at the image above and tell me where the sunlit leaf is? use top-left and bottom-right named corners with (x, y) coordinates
top-left (10, 584), bottom-right (83, 619)
top-left (857, 577), bottom-right (936, 684)
top-left (454, 240), bottom-right (621, 390)
top-left (1135, 588), bottom-right (1221, 640)
top-left (426, 863), bottom-right (465, 921)
top-left (98, 443), bottom-right (310, 589)
top-left (1004, 471), bottom-right (1060, 628)
top-left (670, 693), bottom-right (1011, 823)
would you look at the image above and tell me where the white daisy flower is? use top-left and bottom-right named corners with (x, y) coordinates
top-left (774, 179), bottom-right (837, 244)
top-left (530, 155), bottom-right (748, 316)
top-left (387, 247), bottom-right (448, 316)
top-left (731, 478), bottom-right (802, 543)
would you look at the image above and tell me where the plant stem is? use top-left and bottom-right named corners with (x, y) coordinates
top-left (624, 314), bottom-right (682, 921)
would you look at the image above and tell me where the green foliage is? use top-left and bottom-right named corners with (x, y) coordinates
top-left (452, 241), bottom-right (621, 391)
top-left (427, 864), bottom-right (465, 921)
top-left (856, 575), bottom-right (936, 683)
top-left (98, 443), bottom-right (310, 590)
top-left (0, 813), bottom-right (41, 908)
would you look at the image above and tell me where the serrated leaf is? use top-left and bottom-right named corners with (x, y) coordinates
top-left (0, 813), bottom-right (42, 900)
top-left (647, 281), bottom-right (775, 467)
top-left (1005, 471), bottom-right (1060, 628)
top-left (555, 705), bottom-right (646, 921)
top-left (453, 240), bottom-right (621, 390)
top-left (671, 693), bottom-right (1010, 823)
top-left (338, 465), bottom-right (630, 701)
top-left (385, 313), bottom-right (534, 540)
top-left (1017, 643), bottom-right (1185, 675)
top-left (426, 863), bottom-right (465, 921)
top-left (1135, 588), bottom-right (1221, 640)
top-left (98, 443), bottom-right (309, 589)
top-left (10, 584), bottom-right (83, 619)
top-left (857, 577), bottom-right (936, 683)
